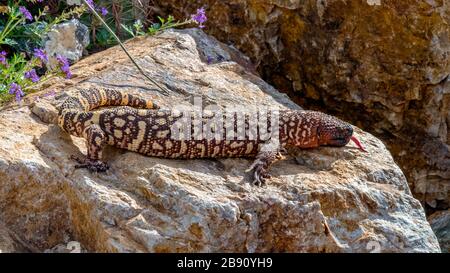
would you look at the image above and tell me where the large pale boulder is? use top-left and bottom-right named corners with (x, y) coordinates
top-left (153, 0), bottom-right (450, 212)
top-left (0, 29), bottom-right (440, 252)
top-left (44, 19), bottom-right (90, 68)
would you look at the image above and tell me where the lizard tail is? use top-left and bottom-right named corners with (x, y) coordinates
top-left (60, 87), bottom-right (159, 113)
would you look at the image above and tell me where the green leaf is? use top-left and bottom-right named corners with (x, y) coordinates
top-left (2, 38), bottom-right (18, 46)
top-left (148, 28), bottom-right (157, 35)
top-left (151, 23), bottom-right (161, 30)
top-left (9, 6), bottom-right (20, 18)
top-left (157, 16), bottom-right (165, 24)
top-left (133, 20), bottom-right (143, 33)
top-left (96, 28), bottom-right (116, 46)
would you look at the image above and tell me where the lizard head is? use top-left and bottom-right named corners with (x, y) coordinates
top-left (316, 113), bottom-right (366, 151)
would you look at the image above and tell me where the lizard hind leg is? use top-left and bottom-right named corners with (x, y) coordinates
top-left (72, 124), bottom-right (109, 172)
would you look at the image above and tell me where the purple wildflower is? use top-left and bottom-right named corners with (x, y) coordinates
top-left (85, 0), bottom-right (95, 8)
top-left (9, 83), bottom-right (25, 102)
top-left (24, 69), bottom-right (40, 83)
top-left (0, 51), bottom-right (7, 65)
top-left (98, 7), bottom-right (108, 16)
top-left (191, 7), bottom-right (207, 28)
top-left (33, 48), bottom-right (48, 63)
top-left (19, 6), bottom-right (33, 21)
top-left (56, 55), bottom-right (72, 79)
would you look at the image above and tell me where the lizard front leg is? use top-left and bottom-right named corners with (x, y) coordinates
top-left (246, 144), bottom-right (286, 186)
top-left (71, 124), bottom-right (109, 172)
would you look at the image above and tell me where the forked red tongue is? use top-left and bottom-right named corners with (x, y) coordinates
top-left (350, 136), bottom-right (367, 152)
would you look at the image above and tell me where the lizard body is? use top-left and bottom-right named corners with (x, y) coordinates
top-left (58, 88), bottom-right (364, 185)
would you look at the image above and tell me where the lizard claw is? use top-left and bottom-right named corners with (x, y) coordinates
top-left (70, 155), bottom-right (109, 172)
top-left (246, 160), bottom-right (269, 187)
top-left (246, 149), bottom-right (285, 187)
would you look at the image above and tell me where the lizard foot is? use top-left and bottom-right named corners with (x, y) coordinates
top-left (250, 162), bottom-right (269, 187)
top-left (246, 151), bottom-right (285, 187)
top-left (70, 155), bottom-right (109, 172)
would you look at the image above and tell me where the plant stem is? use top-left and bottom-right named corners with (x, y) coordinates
top-left (0, 17), bottom-right (22, 44)
top-left (151, 20), bottom-right (193, 36)
top-left (81, 0), bottom-right (170, 95)
top-left (159, 21), bottom-right (188, 32)
top-left (0, 12), bottom-right (16, 42)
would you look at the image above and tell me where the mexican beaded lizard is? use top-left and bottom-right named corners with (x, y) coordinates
top-left (58, 88), bottom-right (366, 186)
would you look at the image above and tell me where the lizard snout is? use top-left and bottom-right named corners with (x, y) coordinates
top-left (319, 121), bottom-right (353, 147)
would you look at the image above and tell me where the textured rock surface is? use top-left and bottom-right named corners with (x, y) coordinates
top-left (153, 0), bottom-right (450, 211)
top-left (0, 221), bottom-right (30, 253)
top-left (429, 210), bottom-right (450, 252)
top-left (44, 19), bottom-right (89, 68)
top-left (0, 29), bottom-right (440, 252)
